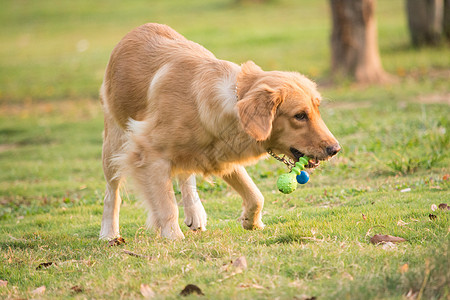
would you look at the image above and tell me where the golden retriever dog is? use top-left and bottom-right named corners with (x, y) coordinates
top-left (99, 23), bottom-right (340, 240)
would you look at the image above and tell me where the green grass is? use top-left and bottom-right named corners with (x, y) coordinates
top-left (1, 0), bottom-right (449, 299)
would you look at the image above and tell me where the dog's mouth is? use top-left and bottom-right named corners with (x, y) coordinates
top-left (289, 147), bottom-right (320, 169)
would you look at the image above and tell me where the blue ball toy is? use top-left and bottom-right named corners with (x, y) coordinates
top-left (296, 171), bottom-right (310, 184)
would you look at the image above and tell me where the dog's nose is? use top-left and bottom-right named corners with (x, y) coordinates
top-left (326, 144), bottom-right (341, 157)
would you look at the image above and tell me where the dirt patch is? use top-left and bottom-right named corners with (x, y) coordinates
top-left (415, 93), bottom-right (450, 105)
top-left (0, 99), bottom-right (102, 119)
top-left (0, 144), bottom-right (19, 153)
top-left (322, 101), bottom-right (372, 110)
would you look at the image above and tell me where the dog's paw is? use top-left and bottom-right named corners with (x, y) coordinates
top-left (99, 223), bottom-right (120, 241)
top-left (160, 223), bottom-right (185, 240)
top-left (240, 215), bottom-right (265, 230)
top-left (184, 201), bottom-right (207, 231)
top-left (99, 228), bottom-right (120, 241)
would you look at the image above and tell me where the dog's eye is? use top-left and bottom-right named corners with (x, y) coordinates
top-left (294, 113), bottom-right (308, 121)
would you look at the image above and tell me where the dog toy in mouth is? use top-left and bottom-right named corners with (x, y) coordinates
top-left (276, 157), bottom-right (310, 194)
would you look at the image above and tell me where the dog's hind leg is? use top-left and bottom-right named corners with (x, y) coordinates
top-left (99, 115), bottom-right (124, 240)
top-left (222, 166), bottom-right (265, 230)
top-left (129, 156), bottom-right (184, 239)
top-left (178, 174), bottom-right (207, 231)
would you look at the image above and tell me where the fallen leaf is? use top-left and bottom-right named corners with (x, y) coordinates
top-left (31, 286), bottom-right (46, 295)
top-left (429, 214), bottom-right (437, 220)
top-left (0, 279), bottom-right (7, 287)
top-left (180, 284), bottom-right (204, 296)
top-left (370, 234), bottom-right (406, 244)
top-left (443, 174), bottom-right (449, 181)
top-left (399, 263), bottom-right (409, 274)
top-left (232, 256), bottom-right (247, 273)
top-left (140, 284), bottom-right (155, 299)
top-left (36, 262), bottom-right (54, 270)
top-left (108, 237), bottom-right (126, 246)
top-left (438, 203), bottom-right (449, 210)
top-left (70, 285), bottom-right (83, 293)
top-left (431, 204), bottom-right (438, 211)
top-left (362, 213), bottom-right (367, 220)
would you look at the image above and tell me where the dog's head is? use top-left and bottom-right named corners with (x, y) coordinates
top-left (236, 61), bottom-right (340, 165)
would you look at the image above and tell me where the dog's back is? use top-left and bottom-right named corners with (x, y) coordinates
top-left (101, 23), bottom-right (216, 128)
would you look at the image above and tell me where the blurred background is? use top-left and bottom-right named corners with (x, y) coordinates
top-left (0, 0), bottom-right (449, 102)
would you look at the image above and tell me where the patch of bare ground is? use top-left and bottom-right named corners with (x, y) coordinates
top-left (322, 101), bottom-right (372, 110)
top-left (415, 93), bottom-right (450, 105)
top-left (0, 99), bottom-right (102, 119)
top-left (0, 144), bottom-right (19, 153)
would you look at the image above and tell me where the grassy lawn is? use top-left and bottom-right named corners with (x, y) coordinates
top-left (1, 0), bottom-right (449, 299)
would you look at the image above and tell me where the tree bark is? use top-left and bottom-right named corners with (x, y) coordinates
top-left (329, 0), bottom-right (389, 83)
top-left (406, 0), bottom-right (443, 46)
top-left (444, 0), bottom-right (450, 39)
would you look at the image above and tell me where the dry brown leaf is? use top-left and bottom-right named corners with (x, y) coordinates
top-left (108, 237), bottom-right (126, 246)
top-left (370, 234), bottom-right (406, 244)
top-left (0, 280), bottom-right (7, 287)
top-left (429, 214), bottom-right (437, 220)
top-left (140, 284), bottom-right (155, 299)
top-left (70, 285), bottom-right (83, 293)
top-left (438, 203), bottom-right (449, 210)
top-left (31, 286), bottom-right (46, 295)
top-left (232, 256), bottom-right (247, 273)
top-left (180, 284), bottom-right (204, 296)
top-left (36, 262), bottom-right (54, 270)
top-left (362, 213), bottom-right (367, 220)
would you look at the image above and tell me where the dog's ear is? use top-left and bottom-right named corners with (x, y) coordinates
top-left (236, 84), bottom-right (283, 141)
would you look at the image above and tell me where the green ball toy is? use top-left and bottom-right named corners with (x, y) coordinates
top-left (277, 173), bottom-right (298, 194)
top-left (277, 157), bottom-right (310, 194)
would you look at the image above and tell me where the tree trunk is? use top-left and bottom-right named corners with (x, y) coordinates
top-left (329, 0), bottom-right (389, 83)
top-left (444, 0), bottom-right (450, 39)
top-left (406, 0), bottom-right (443, 46)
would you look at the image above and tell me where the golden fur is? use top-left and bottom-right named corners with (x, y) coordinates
top-left (99, 23), bottom-right (340, 240)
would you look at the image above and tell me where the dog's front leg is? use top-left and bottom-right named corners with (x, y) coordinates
top-left (133, 159), bottom-right (184, 239)
top-left (178, 174), bottom-right (207, 231)
top-left (222, 166), bottom-right (265, 230)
